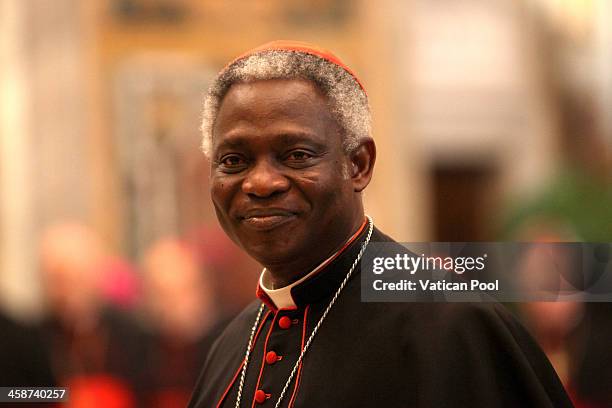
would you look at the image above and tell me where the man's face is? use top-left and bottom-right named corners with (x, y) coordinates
top-left (210, 78), bottom-right (360, 273)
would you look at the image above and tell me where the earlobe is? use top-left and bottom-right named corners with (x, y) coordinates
top-left (350, 138), bottom-right (376, 192)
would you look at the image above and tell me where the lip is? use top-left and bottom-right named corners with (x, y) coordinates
top-left (239, 209), bottom-right (297, 231)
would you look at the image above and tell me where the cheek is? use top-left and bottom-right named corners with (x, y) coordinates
top-left (210, 177), bottom-right (235, 212)
top-left (294, 169), bottom-right (350, 209)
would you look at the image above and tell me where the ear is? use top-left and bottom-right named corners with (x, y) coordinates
top-left (349, 137), bottom-right (376, 192)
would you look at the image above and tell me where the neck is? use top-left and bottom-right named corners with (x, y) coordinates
top-left (264, 215), bottom-right (366, 289)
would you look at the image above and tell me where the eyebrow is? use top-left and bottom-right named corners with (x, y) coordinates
top-left (276, 132), bottom-right (324, 146)
top-left (214, 131), bottom-right (327, 152)
top-left (214, 137), bottom-right (249, 152)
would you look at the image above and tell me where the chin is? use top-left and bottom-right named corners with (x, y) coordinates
top-left (241, 239), bottom-right (300, 268)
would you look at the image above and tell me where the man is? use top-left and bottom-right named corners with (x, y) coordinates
top-left (189, 41), bottom-right (574, 407)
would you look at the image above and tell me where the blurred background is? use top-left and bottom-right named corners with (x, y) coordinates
top-left (0, 0), bottom-right (610, 407)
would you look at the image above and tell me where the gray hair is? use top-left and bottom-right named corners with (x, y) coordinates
top-left (201, 50), bottom-right (371, 157)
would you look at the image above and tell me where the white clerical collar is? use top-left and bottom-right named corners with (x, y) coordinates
top-left (258, 219), bottom-right (367, 310)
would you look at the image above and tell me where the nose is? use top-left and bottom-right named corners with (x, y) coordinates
top-left (241, 159), bottom-right (290, 198)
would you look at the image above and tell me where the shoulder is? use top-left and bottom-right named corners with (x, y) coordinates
top-left (364, 228), bottom-right (539, 342)
top-left (370, 226), bottom-right (396, 244)
top-left (198, 300), bottom-right (270, 377)
top-left (369, 298), bottom-right (540, 356)
top-left (206, 300), bottom-right (264, 359)
top-left (189, 300), bottom-right (266, 408)
top-left (220, 300), bottom-right (265, 333)
top-left (351, 301), bottom-right (572, 407)
top-left (401, 302), bottom-right (572, 406)
top-left (418, 302), bottom-right (531, 347)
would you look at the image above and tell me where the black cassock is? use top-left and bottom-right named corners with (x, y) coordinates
top-left (189, 227), bottom-right (574, 408)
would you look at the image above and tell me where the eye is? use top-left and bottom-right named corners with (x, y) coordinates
top-left (222, 155), bottom-right (243, 166)
top-left (285, 150), bottom-right (313, 162)
top-left (218, 154), bottom-right (247, 171)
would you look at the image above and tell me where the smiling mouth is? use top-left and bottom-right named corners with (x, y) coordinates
top-left (240, 211), bottom-right (297, 231)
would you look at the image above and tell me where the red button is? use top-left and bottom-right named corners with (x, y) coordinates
top-left (254, 389), bottom-right (267, 404)
top-left (278, 316), bottom-right (292, 329)
top-left (265, 351), bottom-right (279, 365)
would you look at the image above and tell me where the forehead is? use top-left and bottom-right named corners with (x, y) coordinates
top-left (212, 79), bottom-right (340, 151)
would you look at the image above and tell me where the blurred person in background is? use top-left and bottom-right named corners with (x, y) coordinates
top-left (98, 256), bottom-right (140, 312)
top-left (137, 237), bottom-right (223, 408)
top-left (515, 236), bottom-right (612, 408)
top-left (39, 222), bottom-right (144, 408)
top-left (0, 311), bottom-right (56, 387)
top-left (189, 225), bottom-right (262, 319)
top-left (513, 220), bottom-right (586, 405)
top-left (505, 179), bottom-right (612, 407)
